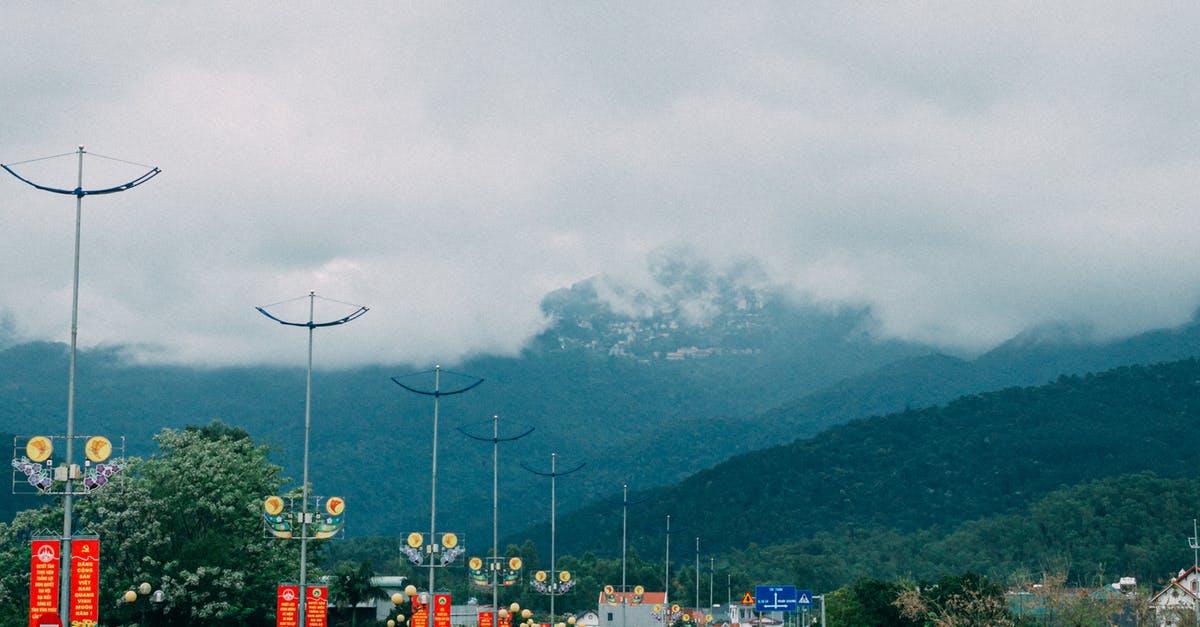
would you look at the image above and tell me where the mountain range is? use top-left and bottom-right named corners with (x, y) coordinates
top-left (5, 261), bottom-right (1200, 566)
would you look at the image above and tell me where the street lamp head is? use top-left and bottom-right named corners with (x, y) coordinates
top-left (138, 582), bottom-right (152, 596)
top-left (406, 584), bottom-right (418, 597)
top-left (123, 590), bottom-right (137, 603)
top-left (392, 593), bottom-right (406, 605)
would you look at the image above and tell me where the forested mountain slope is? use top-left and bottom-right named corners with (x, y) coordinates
top-left (547, 358), bottom-right (1200, 565)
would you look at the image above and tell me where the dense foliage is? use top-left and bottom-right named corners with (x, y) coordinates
top-left (551, 359), bottom-right (1200, 564)
top-left (0, 421), bottom-right (309, 626)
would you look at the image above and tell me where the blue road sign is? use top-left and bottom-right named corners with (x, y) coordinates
top-left (754, 585), bottom-right (798, 612)
top-left (797, 590), bottom-right (812, 606)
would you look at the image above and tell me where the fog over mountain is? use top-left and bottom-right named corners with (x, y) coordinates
top-left (3, 4), bottom-right (1200, 368)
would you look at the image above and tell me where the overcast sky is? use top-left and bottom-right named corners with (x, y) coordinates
top-left (2, 3), bottom-right (1199, 368)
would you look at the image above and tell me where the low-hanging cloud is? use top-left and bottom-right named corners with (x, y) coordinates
top-left (2, 3), bottom-right (1199, 367)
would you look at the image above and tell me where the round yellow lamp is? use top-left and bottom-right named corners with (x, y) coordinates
top-left (263, 495), bottom-right (285, 516)
top-left (441, 532), bottom-right (458, 549)
top-left (392, 592), bottom-right (406, 605)
top-left (123, 589), bottom-right (137, 603)
top-left (138, 582), bottom-right (152, 595)
top-left (85, 436), bottom-right (112, 463)
top-left (509, 557), bottom-right (523, 570)
top-left (407, 533), bottom-right (424, 549)
top-left (521, 609), bottom-right (532, 619)
top-left (510, 603), bottom-right (520, 614)
top-left (26, 436), bottom-right (53, 463)
top-left (406, 584), bottom-right (418, 597)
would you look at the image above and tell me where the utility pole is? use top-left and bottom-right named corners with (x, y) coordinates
top-left (3, 147), bottom-right (159, 624)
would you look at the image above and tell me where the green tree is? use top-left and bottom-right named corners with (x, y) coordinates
top-left (0, 506), bottom-right (61, 625)
top-left (825, 577), bottom-right (921, 627)
top-left (77, 420), bottom-right (309, 626)
top-left (895, 572), bottom-right (1013, 627)
top-left (330, 560), bottom-right (385, 626)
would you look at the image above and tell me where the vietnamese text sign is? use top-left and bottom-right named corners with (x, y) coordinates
top-left (70, 538), bottom-right (100, 626)
top-left (30, 538), bottom-right (60, 627)
top-left (277, 585), bottom-right (300, 627)
top-left (479, 610), bottom-right (494, 627)
top-left (305, 586), bottom-right (328, 627)
top-left (433, 594), bottom-right (452, 627)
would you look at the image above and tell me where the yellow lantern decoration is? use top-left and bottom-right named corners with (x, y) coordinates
top-left (469, 557), bottom-right (483, 570)
top-left (392, 592), bottom-right (406, 605)
top-left (263, 495), bottom-right (285, 516)
top-left (25, 436), bottom-right (53, 463)
top-left (441, 532), bottom-right (458, 549)
top-left (535, 570), bottom-right (547, 582)
top-left (406, 584), bottom-right (418, 597)
top-left (634, 585), bottom-right (645, 595)
top-left (559, 570), bottom-right (571, 582)
top-left (84, 436), bottom-right (112, 462)
top-left (510, 603), bottom-right (521, 613)
top-left (325, 496), bottom-right (345, 516)
top-left (407, 533), bottom-right (424, 548)
top-left (509, 557), bottom-right (523, 570)
top-left (521, 609), bottom-right (532, 619)
top-left (123, 590), bottom-right (137, 603)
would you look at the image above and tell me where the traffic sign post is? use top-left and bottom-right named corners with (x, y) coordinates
top-left (754, 585), bottom-right (799, 612)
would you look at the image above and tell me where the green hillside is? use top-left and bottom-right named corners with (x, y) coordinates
top-left (547, 358), bottom-right (1200, 574)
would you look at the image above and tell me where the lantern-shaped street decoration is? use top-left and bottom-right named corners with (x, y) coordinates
top-left (402, 531), bottom-right (465, 566)
top-left (262, 495), bottom-right (345, 539)
top-left (531, 569), bottom-right (575, 595)
top-left (12, 435), bottom-right (126, 495)
top-left (469, 555), bottom-right (523, 587)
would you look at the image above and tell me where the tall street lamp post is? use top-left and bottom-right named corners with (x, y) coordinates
top-left (3, 146), bottom-right (159, 624)
top-left (258, 291), bottom-right (367, 625)
top-left (522, 453), bottom-right (584, 624)
top-left (393, 366), bottom-right (483, 594)
top-left (461, 415), bottom-right (534, 620)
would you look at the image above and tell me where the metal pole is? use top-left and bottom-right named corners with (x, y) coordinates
top-left (492, 415), bottom-right (500, 617)
top-left (2, 146), bottom-right (159, 624)
top-left (551, 453), bottom-right (557, 624)
top-left (664, 515), bottom-right (671, 608)
top-left (708, 557), bottom-right (713, 611)
top-left (298, 291), bottom-right (314, 625)
top-left (58, 145), bottom-right (84, 624)
top-left (460, 416), bottom-right (532, 622)
top-left (621, 484), bottom-right (628, 627)
top-left (695, 537), bottom-right (700, 623)
top-left (430, 366), bottom-right (441, 595)
top-left (257, 292), bottom-right (367, 627)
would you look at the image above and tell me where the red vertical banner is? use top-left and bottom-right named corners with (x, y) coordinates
top-left (277, 585), bottom-right (300, 627)
top-left (29, 538), bottom-right (60, 627)
top-left (433, 594), bottom-right (451, 627)
top-left (412, 598), bottom-right (428, 627)
top-left (305, 586), bottom-right (328, 627)
top-left (69, 538), bottom-right (100, 626)
top-left (479, 610), bottom-right (494, 627)
top-left (498, 609), bottom-right (511, 627)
